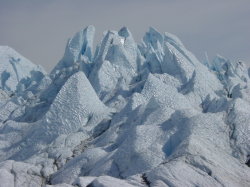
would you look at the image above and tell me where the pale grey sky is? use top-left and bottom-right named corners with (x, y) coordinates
top-left (0, 0), bottom-right (250, 72)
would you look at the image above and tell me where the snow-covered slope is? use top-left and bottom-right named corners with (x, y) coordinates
top-left (0, 26), bottom-right (250, 187)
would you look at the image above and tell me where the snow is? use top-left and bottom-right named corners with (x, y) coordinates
top-left (0, 26), bottom-right (250, 187)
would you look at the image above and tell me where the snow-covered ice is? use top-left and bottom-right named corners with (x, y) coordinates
top-left (0, 26), bottom-right (250, 187)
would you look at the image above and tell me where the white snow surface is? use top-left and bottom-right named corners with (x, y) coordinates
top-left (0, 26), bottom-right (250, 187)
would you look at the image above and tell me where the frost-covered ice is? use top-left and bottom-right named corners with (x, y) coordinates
top-left (0, 26), bottom-right (250, 187)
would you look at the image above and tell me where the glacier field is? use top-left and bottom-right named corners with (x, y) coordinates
top-left (0, 26), bottom-right (250, 187)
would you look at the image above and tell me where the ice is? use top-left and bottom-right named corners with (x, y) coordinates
top-left (0, 26), bottom-right (250, 187)
top-left (0, 89), bottom-right (9, 103)
top-left (210, 55), bottom-right (250, 100)
top-left (42, 71), bottom-right (111, 136)
top-left (51, 25), bottom-right (95, 76)
top-left (0, 46), bottom-right (47, 93)
top-left (0, 160), bottom-right (44, 187)
top-left (87, 176), bottom-right (137, 187)
top-left (140, 27), bottom-right (164, 73)
top-left (227, 98), bottom-right (250, 162)
top-left (0, 71), bottom-right (111, 162)
top-left (89, 27), bottom-right (140, 102)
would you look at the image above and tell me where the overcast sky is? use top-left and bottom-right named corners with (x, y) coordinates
top-left (0, 0), bottom-right (250, 72)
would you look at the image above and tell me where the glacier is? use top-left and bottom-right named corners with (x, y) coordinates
top-left (0, 26), bottom-right (250, 187)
